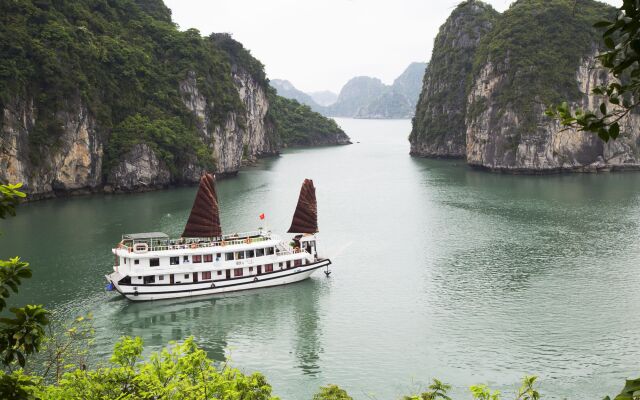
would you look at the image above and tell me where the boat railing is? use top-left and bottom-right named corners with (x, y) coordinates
top-left (275, 244), bottom-right (309, 256)
top-left (119, 231), bottom-right (279, 253)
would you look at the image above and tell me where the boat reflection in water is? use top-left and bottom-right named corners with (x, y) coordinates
top-left (107, 277), bottom-right (327, 375)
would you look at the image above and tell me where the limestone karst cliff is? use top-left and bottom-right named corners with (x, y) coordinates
top-left (0, 0), bottom-right (348, 198)
top-left (411, 0), bottom-right (640, 172)
top-left (410, 0), bottom-right (498, 157)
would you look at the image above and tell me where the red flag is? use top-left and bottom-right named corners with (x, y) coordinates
top-left (259, 213), bottom-right (265, 220)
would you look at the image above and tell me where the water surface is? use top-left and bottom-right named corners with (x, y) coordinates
top-left (2, 118), bottom-right (639, 399)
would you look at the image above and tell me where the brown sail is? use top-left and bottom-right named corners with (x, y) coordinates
top-left (182, 173), bottom-right (222, 238)
top-left (288, 179), bottom-right (318, 233)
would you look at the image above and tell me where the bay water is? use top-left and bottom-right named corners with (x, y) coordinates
top-left (1, 118), bottom-right (639, 399)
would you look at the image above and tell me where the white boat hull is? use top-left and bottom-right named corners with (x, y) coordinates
top-left (106, 259), bottom-right (331, 301)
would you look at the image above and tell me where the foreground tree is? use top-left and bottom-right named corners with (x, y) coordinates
top-left (547, 0), bottom-right (640, 141)
top-left (39, 336), bottom-right (278, 399)
top-left (0, 183), bottom-right (49, 399)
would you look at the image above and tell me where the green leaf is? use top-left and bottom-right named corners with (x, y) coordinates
top-left (610, 123), bottom-right (620, 139)
top-left (594, 20), bottom-right (613, 28)
top-left (605, 37), bottom-right (616, 49)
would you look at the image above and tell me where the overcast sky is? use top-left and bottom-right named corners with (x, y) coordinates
top-left (164, 0), bottom-right (621, 94)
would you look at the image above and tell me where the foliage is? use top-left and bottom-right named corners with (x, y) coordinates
top-left (604, 377), bottom-right (640, 400)
top-left (470, 384), bottom-right (500, 400)
top-left (468, 0), bottom-right (615, 135)
top-left (403, 379), bottom-right (453, 400)
top-left (0, 184), bottom-right (26, 219)
top-left (547, 0), bottom-right (640, 142)
top-left (38, 336), bottom-right (279, 399)
top-left (211, 33), bottom-right (268, 87)
top-left (0, 0), bottom-right (238, 175)
top-left (313, 384), bottom-right (353, 400)
top-left (105, 113), bottom-right (213, 175)
top-left (267, 88), bottom-right (348, 146)
top-left (32, 314), bottom-right (95, 384)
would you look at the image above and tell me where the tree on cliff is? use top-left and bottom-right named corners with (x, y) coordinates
top-left (548, 0), bottom-right (640, 141)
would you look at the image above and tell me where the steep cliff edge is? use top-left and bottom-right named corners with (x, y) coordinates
top-left (0, 0), bottom-right (348, 197)
top-left (465, 0), bottom-right (639, 172)
top-left (409, 0), bottom-right (498, 157)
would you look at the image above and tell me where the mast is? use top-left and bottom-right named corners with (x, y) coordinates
top-left (182, 173), bottom-right (222, 238)
top-left (287, 179), bottom-right (318, 234)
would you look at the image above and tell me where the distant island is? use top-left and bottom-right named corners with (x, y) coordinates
top-left (271, 62), bottom-right (427, 119)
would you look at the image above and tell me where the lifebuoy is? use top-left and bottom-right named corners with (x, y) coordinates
top-left (245, 238), bottom-right (252, 244)
top-left (190, 243), bottom-right (197, 249)
top-left (133, 243), bottom-right (148, 253)
top-left (210, 283), bottom-right (216, 288)
top-left (253, 277), bottom-right (258, 282)
top-left (221, 241), bottom-right (227, 246)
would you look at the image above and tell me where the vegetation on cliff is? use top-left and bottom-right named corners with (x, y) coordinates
top-left (0, 0), bottom-right (344, 184)
top-left (0, 0), bottom-right (240, 172)
top-left (409, 0), bottom-right (498, 155)
top-left (469, 0), bottom-right (615, 131)
top-left (267, 89), bottom-right (349, 146)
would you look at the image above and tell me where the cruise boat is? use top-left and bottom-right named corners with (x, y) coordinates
top-left (105, 174), bottom-right (331, 301)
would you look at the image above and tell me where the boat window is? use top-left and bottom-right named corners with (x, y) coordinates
top-left (286, 261), bottom-right (291, 269)
top-left (134, 259), bottom-right (139, 265)
top-left (202, 271), bottom-right (212, 280)
top-left (184, 274), bottom-right (190, 279)
top-left (158, 275), bottom-right (164, 281)
top-left (150, 258), bottom-right (160, 267)
top-left (193, 255), bottom-right (202, 263)
top-left (294, 259), bottom-right (302, 267)
top-left (265, 247), bottom-right (275, 255)
top-left (204, 254), bottom-right (213, 262)
top-left (256, 248), bottom-right (265, 257)
top-left (225, 253), bottom-right (234, 261)
top-left (236, 252), bottom-right (245, 260)
top-left (144, 276), bottom-right (155, 284)
top-left (170, 257), bottom-right (179, 265)
top-left (234, 268), bottom-right (243, 277)
top-left (216, 253), bottom-right (222, 261)
top-left (217, 271), bottom-right (222, 276)
top-left (246, 250), bottom-right (255, 258)
top-left (183, 256), bottom-right (189, 263)
top-left (265, 264), bottom-right (274, 273)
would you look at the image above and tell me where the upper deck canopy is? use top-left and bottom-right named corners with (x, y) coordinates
top-left (122, 232), bottom-right (169, 241)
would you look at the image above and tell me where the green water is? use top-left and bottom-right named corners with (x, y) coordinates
top-left (1, 118), bottom-right (639, 399)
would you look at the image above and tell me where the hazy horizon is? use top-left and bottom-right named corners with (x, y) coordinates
top-left (164, 0), bottom-right (622, 94)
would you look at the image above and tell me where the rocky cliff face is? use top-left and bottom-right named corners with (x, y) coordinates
top-left (464, 0), bottom-right (638, 172)
top-left (409, 0), bottom-right (498, 157)
top-left (1, 98), bottom-right (103, 198)
top-left (178, 67), bottom-right (278, 179)
top-left (1, 66), bottom-right (280, 196)
top-left (0, 0), bottom-right (348, 198)
top-left (466, 53), bottom-right (640, 172)
top-left (412, 0), bottom-right (638, 173)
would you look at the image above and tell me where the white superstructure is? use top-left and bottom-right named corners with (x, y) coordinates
top-left (105, 175), bottom-right (331, 301)
top-left (106, 231), bottom-right (330, 301)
